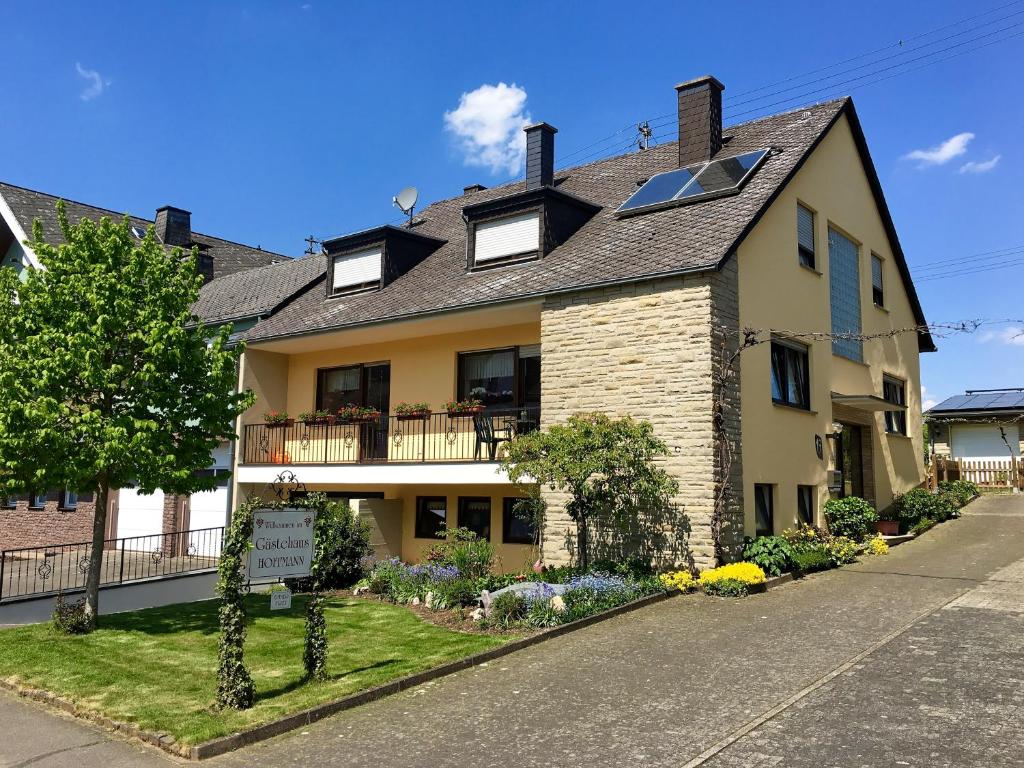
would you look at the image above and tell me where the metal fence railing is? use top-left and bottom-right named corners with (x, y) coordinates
top-left (241, 407), bottom-right (541, 466)
top-left (0, 526), bottom-right (224, 602)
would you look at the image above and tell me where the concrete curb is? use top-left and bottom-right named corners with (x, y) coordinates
top-left (2, 589), bottom-right (679, 761)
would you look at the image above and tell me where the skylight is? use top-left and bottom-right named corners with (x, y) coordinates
top-left (616, 149), bottom-right (770, 216)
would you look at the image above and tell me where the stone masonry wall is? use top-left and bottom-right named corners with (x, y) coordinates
top-left (539, 265), bottom-right (743, 572)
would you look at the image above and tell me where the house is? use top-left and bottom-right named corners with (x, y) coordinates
top-left (225, 75), bottom-right (933, 571)
top-left (0, 182), bottom-right (295, 552)
top-left (926, 389), bottom-right (1023, 489)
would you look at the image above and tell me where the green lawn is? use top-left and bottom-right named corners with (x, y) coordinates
top-left (0, 595), bottom-right (504, 746)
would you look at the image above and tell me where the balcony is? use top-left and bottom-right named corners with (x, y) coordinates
top-left (240, 407), bottom-right (540, 467)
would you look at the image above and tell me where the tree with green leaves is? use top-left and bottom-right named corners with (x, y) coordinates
top-left (0, 202), bottom-right (251, 630)
top-left (502, 413), bottom-right (679, 569)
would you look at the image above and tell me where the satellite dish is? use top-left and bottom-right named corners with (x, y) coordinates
top-left (392, 186), bottom-right (418, 224)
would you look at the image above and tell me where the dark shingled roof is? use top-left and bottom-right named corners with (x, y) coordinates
top-left (193, 255), bottom-right (326, 324)
top-left (0, 181), bottom-right (290, 279)
top-left (244, 98), bottom-right (933, 352)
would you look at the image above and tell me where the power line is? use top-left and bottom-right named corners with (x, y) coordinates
top-left (916, 258), bottom-right (1024, 281)
top-left (912, 246), bottom-right (1024, 273)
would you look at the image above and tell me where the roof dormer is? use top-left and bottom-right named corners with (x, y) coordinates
top-left (462, 122), bottom-right (600, 271)
top-left (323, 225), bottom-right (446, 299)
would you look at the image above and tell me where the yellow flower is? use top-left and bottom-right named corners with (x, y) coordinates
top-left (698, 561), bottom-right (767, 587)
top-left (866, 535), bottom-right (889, 556)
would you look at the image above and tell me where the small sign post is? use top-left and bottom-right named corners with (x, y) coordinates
top-left (248, 508), bottom-right (315, 581)
top-left (270, 588), bottom-right (293, 611)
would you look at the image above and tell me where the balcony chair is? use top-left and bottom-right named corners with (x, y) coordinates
top-left (473, 412), bottom-right (512, 461)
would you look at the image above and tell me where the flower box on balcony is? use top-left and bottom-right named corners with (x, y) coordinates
top-left (298, 409), bottom-right (333, 426)
top-left (396, 411), bottom-right (430, 421)
top-left (445, 399), bottom-right (484, 417)
top-left (264, 411), bottom-right (291, 428)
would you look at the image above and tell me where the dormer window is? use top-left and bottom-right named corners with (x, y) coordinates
top-left (473, 211), bottom-right (541, 266)
top-left (330, 247), bottom-right (382, 297)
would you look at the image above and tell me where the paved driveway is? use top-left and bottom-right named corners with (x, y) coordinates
top-left (2, 493), bottom-right (1023, 767)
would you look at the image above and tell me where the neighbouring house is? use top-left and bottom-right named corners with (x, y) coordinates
top-left (226, 75), bottom-right (933, 571)
top-left (0, 182), bottom-right (294, 552)
top-left (926, 388), bottom-right (1023, 489)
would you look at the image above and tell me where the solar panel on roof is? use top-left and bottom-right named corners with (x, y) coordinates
top-left (617, 165), bottom-right (703, 212)
top-left (616, 149), bottom-right (770, 215)
top-left (993, 392), bottom-right (1024, 408)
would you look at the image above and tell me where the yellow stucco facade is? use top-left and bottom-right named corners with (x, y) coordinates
top-left (737, 113), bottom-right (925, 534)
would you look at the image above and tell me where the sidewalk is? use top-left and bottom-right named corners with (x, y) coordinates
top-left (1, 494), bottom-right (1022, 767)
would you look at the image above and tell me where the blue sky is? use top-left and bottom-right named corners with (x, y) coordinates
top-left (1, 0), bottom-right (1021, 406)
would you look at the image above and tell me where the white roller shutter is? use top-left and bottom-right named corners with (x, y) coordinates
top-left (332, 248), bottom-right (381, 292)
top-left (951, 425), bottom-right (1020, 461)
top-left (116, 488), bottom-right (166, 543)
top-left (475, 212), bottom-right (540, 264)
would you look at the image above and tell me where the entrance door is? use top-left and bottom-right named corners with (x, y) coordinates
top-left (837, 424), bottom-right (865, 498)
top-left (361, 363), bottom-right (391, 461)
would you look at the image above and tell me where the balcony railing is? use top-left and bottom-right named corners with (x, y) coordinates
top-left (241, 407), bottom-right (540, 465)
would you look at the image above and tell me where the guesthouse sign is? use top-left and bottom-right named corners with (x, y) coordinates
top-left (248, 508), bottom-right (315, 581)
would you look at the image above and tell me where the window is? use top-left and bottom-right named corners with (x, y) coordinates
top-left (415, 497), bottom-right (447, 539)
top-left (330, 247), bottom-right (381, 296)
top-left (828, 228), bottom-right (863, 362)
top-left (474, 211), bottom-right (540, 265)
top-left (61, 490), bottom-right (79, 509)
top-left (871, 254), bottom-right (884, 307)
top-left (797, 204), bottom-right (815, 269)
top-left (502, 497), bottom-right (537, 545)
top-left (316, 363), bottom-right (391, 414)
top-left (754, 484), bottom-right (774, 538)
top-left (770, 340), bottom-right (810, 409)
top-left (458, 497), bottom-right (491, 541)
top-left (797, 485), bottom-right (815, 526)
top-left (883, 376), bottom-right (907, 435)
top-left (29, 491), bottom-right (47, 509)
top-left (2, 496), bottom-right (16, 509)
top-left (457, 347), bottom-right (541, 413)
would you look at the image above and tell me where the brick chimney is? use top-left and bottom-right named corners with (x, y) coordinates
top-left (524, 122), bottom-right (557, 190)
top-left (675, 75), bottom-right (724, 167)
top-left (154, 206), bottom-right (192, 247)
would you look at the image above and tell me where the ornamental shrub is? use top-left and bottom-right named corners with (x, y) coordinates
top-left (782, 523), bottom-right (827, 547)
top-left (488, 591), bottom-right (529, 628)
top-left (52, 593), bottom-right (90, 635)
top-left (699, 562), bottom-right (766, 596)
top-left (290, 503), bottom-right (372, 591)
top-left (909, 517), bottom-right (936, 536)
top-left (742, 536), bottom-right (796, 576)
top-left (894, 489), bottom-right (957, 529)
top-left (825, 536), bottom-right (859, 566)
top-left (792, 546), bottom-right (832, 573)
top-left (658, 570), bottom-right (696, 592)
top-left (701, 578), bottom-right (749, 597)
top-left (938, 479), bottom-right (979, 509)
top-left (865, 535), bottom-right (889, 556)
top-left (823, 496), bottom-right (878, 541)
top-left (425, 527), bottom-right (493, 580)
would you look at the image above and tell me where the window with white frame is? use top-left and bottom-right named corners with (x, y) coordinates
top-left (473, 211), bottom-right (540, 266)
top-left (828, 228), bottom-right (863, 362)
top-left (330, 247), bottom-right (381, 296)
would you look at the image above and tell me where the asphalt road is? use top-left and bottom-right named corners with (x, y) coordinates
top-left (1, 493), bottom-right (1022, 768)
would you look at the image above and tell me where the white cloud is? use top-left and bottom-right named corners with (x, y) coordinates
top-left (978, 326), bottom-right (1024, 346)
top-left (904, 132), bottom-right (974, 167)
top-left (443, 82), bottom-right (531, 175)
top-left (75, 62), bottom-right (108, 101)
top-left (921, 385), bottom-right (938, 411)
top-left (959, 155), bottom-right (1001, 174)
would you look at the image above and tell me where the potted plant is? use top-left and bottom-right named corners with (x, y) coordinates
top-left (335, 404), bottom-right (360, 424)
top-left (298, 409), bottom-right (332, 425)
top-left (353, 406), bottom-right (382, 423)
top-left (264, 410), bottom-right (291, 428)
top-left (395, 401), bottom-right (431, 421)
top-left (874, 511), bottom-right (900, 536)
top-left (445, 398), bottom-right (484, 417)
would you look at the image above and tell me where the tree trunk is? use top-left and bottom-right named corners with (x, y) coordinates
top-left (83, 478), bottom-right (110, 630)
top-left (577, 513), bottom-right (589, 571)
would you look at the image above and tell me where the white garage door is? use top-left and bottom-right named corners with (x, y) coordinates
top-left (116, 487), bottom-right (165, 543)
top-left (951, 424), bottom-right (1021, 461)
top-left (188, 486), bottom-right (228, 557)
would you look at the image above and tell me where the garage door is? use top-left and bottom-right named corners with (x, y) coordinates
top-left (188, 486), bottom-right (228, 557)
top-left (951, 424), bottom-right (1021, 461)
top-left (116, 487), bottom-right (165, 543)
